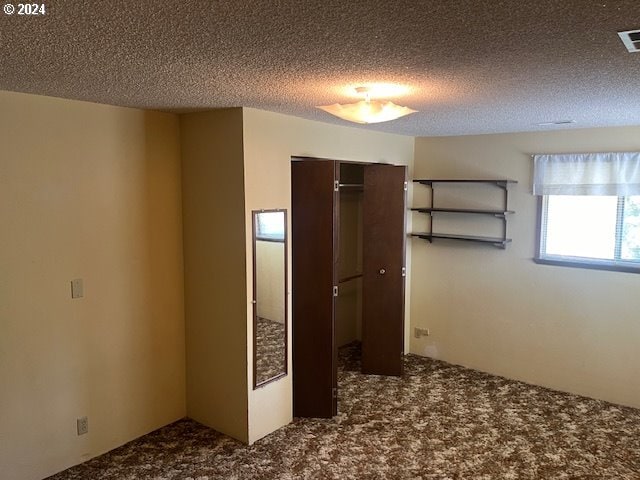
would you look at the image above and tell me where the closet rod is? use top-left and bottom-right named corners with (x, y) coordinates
top-left (338, 183), bottom-right (364, 189)
top-left (338, 273), bottom-right (363, 283)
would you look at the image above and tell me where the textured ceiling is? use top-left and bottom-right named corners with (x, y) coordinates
top-left (1, 0), bottom-right (640, 136)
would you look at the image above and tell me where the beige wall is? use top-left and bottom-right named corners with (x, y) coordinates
top-left (242, 107), bottom-right (414, 443)
top-left (0, 91), bottom-right (186, 480)
top-left (180, 109), bottom-right (249, 443)
top-left (411, 126), bottom-right (640, 409)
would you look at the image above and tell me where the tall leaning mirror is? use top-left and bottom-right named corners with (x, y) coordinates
top-left (252, 209), bottom-right (288, 388)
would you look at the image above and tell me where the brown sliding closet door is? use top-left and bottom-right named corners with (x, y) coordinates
top-left (291, 160), bottom-right (338, 418)
top-left (362, 164), bottom-right (407, 376)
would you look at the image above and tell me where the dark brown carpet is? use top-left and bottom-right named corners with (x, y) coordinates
top-left (254, 317), bottom-right (286, 385)
top-left (49, 344), bottom-right (640, 479)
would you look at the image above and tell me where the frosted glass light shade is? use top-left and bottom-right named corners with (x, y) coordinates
top-left (317, 99), bottom-right (417, 124)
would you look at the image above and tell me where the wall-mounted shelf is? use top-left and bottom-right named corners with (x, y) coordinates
top-left (411, 232), bottom-right (512, 248)
top-left (414, 179), bottom-right (516, 189)
top-left (411, 179), bottom-right (517, 249)
top-left (411, 207), bottom-right (514, 217)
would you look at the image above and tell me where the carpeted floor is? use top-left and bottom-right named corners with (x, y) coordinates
top-left (254, 316), bottom-right (286, 385)
top-left (49, 343), bottom-right (640, 479)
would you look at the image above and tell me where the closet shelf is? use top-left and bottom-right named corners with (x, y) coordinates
top-left (411, 207), bottom-right (514, 217)
top-left (411, 232), bottom-right (512, 248)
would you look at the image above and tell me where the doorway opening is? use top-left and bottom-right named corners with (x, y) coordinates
top-left (336, 162), bottom-right (364, 370)
top-left (291, 158), bottom-right (407, 418)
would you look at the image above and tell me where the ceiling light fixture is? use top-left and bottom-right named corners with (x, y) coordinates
top-left (317, 86), bottom-right (417, 124)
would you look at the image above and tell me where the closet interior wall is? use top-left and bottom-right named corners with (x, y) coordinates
top-left (336, 163), bottom-right (364, 348)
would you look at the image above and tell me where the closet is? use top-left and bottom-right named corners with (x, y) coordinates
top-left (291, 158), bottom-right (407, 418)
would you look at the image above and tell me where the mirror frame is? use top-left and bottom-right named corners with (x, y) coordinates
top-left (252, 208), bottom-right (288, 389)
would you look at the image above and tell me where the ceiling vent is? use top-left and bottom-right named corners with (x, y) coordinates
top-left (618, 29), bottom-right (640, 53)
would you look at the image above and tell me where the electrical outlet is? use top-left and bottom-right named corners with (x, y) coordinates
top-left (414, 327), bottom-right (430, 338)
top-left (77, 416), bottom-right (88, 436)
top-left (71, 279), bottom-right (84, 299)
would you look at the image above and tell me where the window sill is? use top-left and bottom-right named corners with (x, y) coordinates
top-left (534, 257), bottom-right (640, 274)
top-left (256, 236), bottom-right (285, 243)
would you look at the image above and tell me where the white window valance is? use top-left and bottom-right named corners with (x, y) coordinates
top-left (533, 152), bottom-right (640, 196)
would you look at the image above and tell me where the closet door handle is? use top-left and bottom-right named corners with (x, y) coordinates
top-left (379, 268), bottom-right (386, 275)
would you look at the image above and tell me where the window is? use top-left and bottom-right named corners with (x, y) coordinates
top-left (255, 211), bottom-right (285, 242)
top-left (533, 152), bottom-right (640, 273)
top-left (537, 195), bottom-right (640, 272)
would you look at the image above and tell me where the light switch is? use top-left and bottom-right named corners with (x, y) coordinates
top-left (71, 279), bottom-right (84, 299)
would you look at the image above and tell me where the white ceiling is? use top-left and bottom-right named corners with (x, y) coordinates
top-left (1, 0), bottom-right (640, 136)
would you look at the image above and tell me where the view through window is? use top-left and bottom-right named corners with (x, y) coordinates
top-left (538, 195), bottom-right (640, 270)
top-left (256, 211), bottom-right (285, 242)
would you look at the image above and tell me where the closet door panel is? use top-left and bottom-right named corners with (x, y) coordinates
top-left (362, 164), bottom-right (406, 376)
top-left (292, 160), bottom-right (338, 417)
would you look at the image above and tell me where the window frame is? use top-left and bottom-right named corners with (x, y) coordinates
top-left (534, 195), bottom-right (640, 274)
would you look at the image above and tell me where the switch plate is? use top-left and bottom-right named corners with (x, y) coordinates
top-left (77, 416), bottom-right (88, 435)
top-left (71, 279), bottom-right (84, 299)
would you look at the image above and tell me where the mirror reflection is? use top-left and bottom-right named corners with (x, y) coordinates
top-left (253, 209), bottom-right (287, 388)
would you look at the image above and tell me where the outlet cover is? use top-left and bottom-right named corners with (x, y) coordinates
top-left (71, 279), bottom-right (84, 299)
top-left (77, 416), bottom-right (88, 435)
top-left (414, 327), bottom-right (430, 338)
